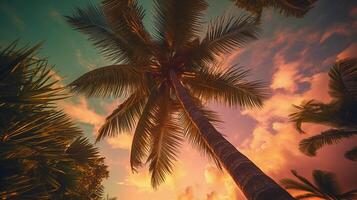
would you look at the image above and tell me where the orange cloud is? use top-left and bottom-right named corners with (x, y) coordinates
top-left (337, 43), bottom-right (357, 60)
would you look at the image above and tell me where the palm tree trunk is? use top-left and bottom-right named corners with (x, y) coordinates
top-left (170, 71), bottom-right (294, 200)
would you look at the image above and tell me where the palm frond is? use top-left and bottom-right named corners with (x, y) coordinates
top-left (0, 42), bottom-right (66, 108)
top-left (130, 87), bottom-right (160, 171)
top-left (66, 3), bottom-right (135, 64)
top-left (344, 146), bottom-right (357, 161)
top-left (231, 0), bottom-right (317, 18)
top-left (147, 92), bottom-right (183, 188)
top-left (294, 193), bottom-right (325, 199)
top-left (299, 128), bottom-right (357, 156)
top-left (312, 170), bottom-right (341, 197)
top-left (189, 14), bottom-right (259, 68)
top-left (179, 98), bottom-right (222, 169)
top-left (101, 0), bottom-right (154, 65)
top-left (280, 179), bottom-right (317, 194)
top-left (337, 189), bottom-right (357, 200)
top-left (184, 65), bottom-right (267, 108)
top-left (69, 64), bottom-right (144, 97)
top-left (66, 137), bottom-right (99, 165)
top-left (153, 0), bottom-right (208, 51)
top-left (290, 170), bottom-right (322, 194)
top-left (96, 89), bottom-right (147, 142)
top-left (290, 100), bottom-right (340, 133)
top-left (328, 57), bottom-right (357, 100)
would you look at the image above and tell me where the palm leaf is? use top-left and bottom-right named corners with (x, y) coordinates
top-left (344, 146), bottom-right (357, 161)
top-left (96, 89), bottom-right (147, 142)
top-left (130, 87), bottom-right (161, 171)
top-left (66, 137), bottom-right (99, 165)
top-left (337, 189), bottom-right (357, 200)
top-left (153, 0), bottom-right (208, 51)
top-left (189, 14), bottom-right (259, 68)
top-left (147, 91), bottom-right (183, 188)
top-left (184, 65), bottom-right (267, 108)
top-left (312, 170), bottom-right (341, 197)
top-left (290, 100), bottom-right (340, 133)
top-left (299, 128), bottom-right (357, 156)
top-left (66, 3), bottom-right (135, 64)
top-left (231, 0), bottom-right (317, 18)
top-left (101, 0), bottom-right (153, 65)
top-left (328, 58), bottom-right (357, 100)
top-left (69, 64), bottom-right (144, 97)
top-left (0, 42), bottom-right (66, 108)
top-left (294, 193), bottom-right (325, 199)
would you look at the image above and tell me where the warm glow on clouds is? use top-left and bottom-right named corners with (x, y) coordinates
top-left (107, 134), bottom-right (133, 150)
top-left (337, 43), bottom-right (357, 60)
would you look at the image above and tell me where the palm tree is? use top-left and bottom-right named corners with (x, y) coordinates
top-left (230, 0), bottom-right (317, 19)
top-left (290, 58), bottom-right (357, 161)
top-left (66, 1), bottom-right (294, 199)
top-left (281, 170), bottom-right (357, 200)
top-left (0, 41), bottom-right (108, 199)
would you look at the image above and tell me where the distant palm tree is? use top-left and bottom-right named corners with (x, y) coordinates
top-left (0, 41), bottom-right (108, 199)
top-left (290, 58), bottom-right (357, 161)
top-left (281, 170), bottom-right (357, 200)
top-left (66, 1), bottom-right (294, 199)
top-left (231, 0), bottom-right (317, 19)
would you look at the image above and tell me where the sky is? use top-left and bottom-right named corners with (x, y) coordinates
top-left (1, 0), bottom-right (357, 199)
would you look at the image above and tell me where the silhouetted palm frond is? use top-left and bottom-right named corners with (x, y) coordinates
top-left (184, 65), bottom-right (267, 108)
top-left (344, 146), bottom-right (357, 161)
top-left (299, 128), bottom-right (357, 156)
top-left (281, 170), bottom-right (356, 200)
top-left (231, 0), bottom-right (317, 18)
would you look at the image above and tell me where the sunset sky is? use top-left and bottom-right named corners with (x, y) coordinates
top-left (1, 0), bottom-right (356, 199)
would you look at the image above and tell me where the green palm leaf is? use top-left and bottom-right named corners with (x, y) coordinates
top-left (101, 0), bottom-right (153, 65)
top-left (299, 128), bottom-right (357, 156)
top-left (69, 64), bottom-right (143, 97)
top-left (96, 90), bottom-right (147, 141)
top-left (66, 3), bottom-right (135, 64)
top-left (153, 0), bottom-right (208, 51)
top-left (147, 91), bottom-right (183, 188)
top-left (130, 87), bottom-right (161, 171)
top-left (184, 65), bottom-right (267, 108)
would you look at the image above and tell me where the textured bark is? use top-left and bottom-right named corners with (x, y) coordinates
top-left (170, 71), bottom-right (294, 200)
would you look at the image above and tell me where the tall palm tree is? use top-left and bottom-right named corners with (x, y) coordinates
top-left (0, 41), bottom-right (108, 199)
top-left (290, 58), bottom-right (357, 161)
top-left (281, 170), bottom-right (357, 200)
top-left (66, 1), bottom-right (294, 199)
top-left (231, 0), bottom-right (317, 19)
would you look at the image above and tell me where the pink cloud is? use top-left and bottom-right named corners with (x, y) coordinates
top-left (337, 43), bottom-right (357, 60)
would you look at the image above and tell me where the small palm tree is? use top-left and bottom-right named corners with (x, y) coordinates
top-left (290, 58), bottom-right (357, 161)
top-left (231, 0), bottom-right (317, 19)
top-left (0, 41), bottom-right (108, 199)
top-left (66, 1), bottom-right (293, 199)
top-left (281, 170), bottom-right (357, 200)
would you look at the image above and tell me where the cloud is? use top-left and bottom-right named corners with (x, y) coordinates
top-left (59, 96), bottom-right (104, 132)
top-left (337, 43), bottom-right (357, 60)
top-left (107, 134), bottom-right (133, 150)
top-left (319, 21), bottom-right (357, 44)
top-left (271, 55), bottom-right (302, 92)
top-left (177, 187), bottom-right (195, 200)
